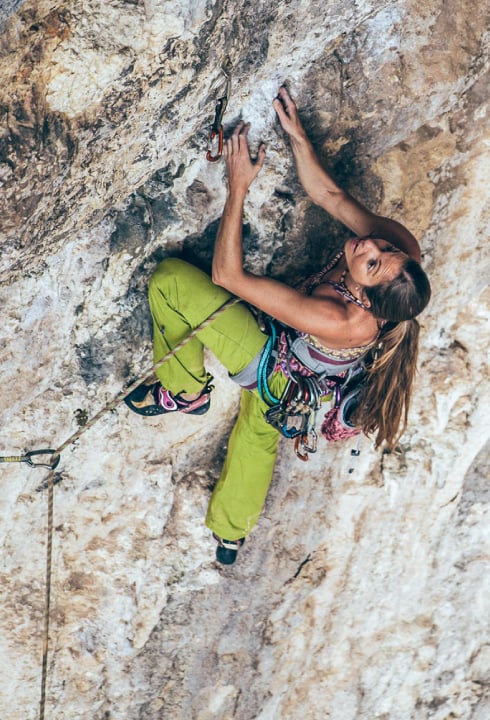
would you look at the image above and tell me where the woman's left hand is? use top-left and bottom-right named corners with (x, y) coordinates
top-left (224, 122), bottom-right (266, 196)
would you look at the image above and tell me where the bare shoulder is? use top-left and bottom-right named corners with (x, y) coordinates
top-left (314, 315), bottom-right (379, 350)
top-left (295, 289), bottom-right (380, 350)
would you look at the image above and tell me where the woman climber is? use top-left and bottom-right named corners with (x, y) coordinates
top-left (125, 86), bottom-right (431, 565)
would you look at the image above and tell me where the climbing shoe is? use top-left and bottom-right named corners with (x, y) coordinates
top-left (124, 381), bottom-right (213, 417)
top-left (213, 534), bottom-right (245, 565)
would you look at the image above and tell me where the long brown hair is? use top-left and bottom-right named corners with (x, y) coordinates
top-left (353, 258), bottom-right (431, 448)
top-left (353, 320), bottom-right (420, 448)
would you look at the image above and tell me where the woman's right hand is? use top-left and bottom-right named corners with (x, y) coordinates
top-left (223, 121), bottom-right (266, 197)
top-left (272, 86), bottom-right (307, 142)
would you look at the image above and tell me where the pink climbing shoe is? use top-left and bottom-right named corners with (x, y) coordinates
top-left (124, 380), bottom-right (213, 417)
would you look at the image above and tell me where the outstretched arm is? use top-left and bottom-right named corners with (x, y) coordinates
top-left (211, 122), bottom-right (266, 286)
top-left (273, 87), bottom-right (422, 262)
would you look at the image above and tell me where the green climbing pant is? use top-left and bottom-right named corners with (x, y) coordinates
top-left (148, 258), bottom-right (289, 541)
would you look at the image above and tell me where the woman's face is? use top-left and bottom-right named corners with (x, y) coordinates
top-left (345, 237), bottom-right (407, 287)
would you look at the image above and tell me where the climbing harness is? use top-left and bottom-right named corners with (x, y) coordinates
top-left (257, 250), bottom-right (375, 460)
top-left (1, 294), bottom-right (241, 720)
top-left (257, 316), bottom-right (367, 461)
top-left (206, 61), bottom-right (232, 162)
top-left (257, 318), bottom-right (324, 461)
top-left (266, 364), bottom-right (365, 461)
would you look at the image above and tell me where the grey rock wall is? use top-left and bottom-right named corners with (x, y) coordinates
top-left (0, 1), bottom-right (489, 719)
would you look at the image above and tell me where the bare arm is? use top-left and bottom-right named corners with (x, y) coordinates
top-left (211, 121), bottom-right (265, 288)
top-left (273, 87), bottom-right (422, 262)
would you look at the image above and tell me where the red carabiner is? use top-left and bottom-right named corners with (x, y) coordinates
top-left (206, 125), bottom-right (224, 162)
top-left (294, 435), bottom-right (309, 462)
top-left (206, 64), bottom-right (231, 162)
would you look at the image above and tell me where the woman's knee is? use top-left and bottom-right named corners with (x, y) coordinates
top-left (150, 257), bottom-right (187, 286)
top-left (149, 258), bottom-right (201, 302)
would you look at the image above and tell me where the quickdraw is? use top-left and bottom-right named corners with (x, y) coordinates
top-left (206, 62), bottom-right (232, 162)
top-left (265, 373), bottom-right (324, 462)
top-left (0, 449), bottom-right (60, 470)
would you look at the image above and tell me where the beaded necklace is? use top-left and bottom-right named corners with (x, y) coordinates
top-left (335, 269), bottom-right (369, 311)
top-left (299, 251), bottom-right (369, 311)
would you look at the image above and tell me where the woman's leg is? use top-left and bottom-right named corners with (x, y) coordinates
top-left (205, 371), bottom-right (288, 542)
top-left (148, 258), bottom-right (267, 394)
top-left (148, 257), bottom-right (287, 548)
top-left (205, 390), bottom-right (279, 540)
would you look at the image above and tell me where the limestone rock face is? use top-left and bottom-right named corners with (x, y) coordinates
top-left (0, 1), bottom-right (489, 719)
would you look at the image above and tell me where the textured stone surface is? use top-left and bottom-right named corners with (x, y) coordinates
top-left (0, 1), bottom-right (489, 719)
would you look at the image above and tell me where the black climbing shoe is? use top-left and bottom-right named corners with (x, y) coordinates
top-left (213, 534), bottom-right (245, 565)
top-left (124, 381), bottom-right (213, 417)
